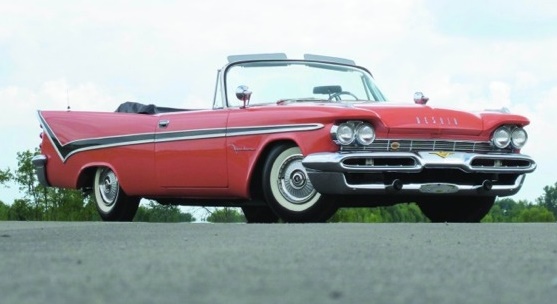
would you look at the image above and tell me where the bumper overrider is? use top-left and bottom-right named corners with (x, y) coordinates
top-left (32, 155), bottom-right (50, 187)
top-left (302, 151), bottom-right (536, 196)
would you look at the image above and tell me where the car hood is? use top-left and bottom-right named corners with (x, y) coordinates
top-left (351, 103), bottom-right (485, 136)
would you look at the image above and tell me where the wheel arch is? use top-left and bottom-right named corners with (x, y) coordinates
top-left (76, 163), bottom-right (118, 190)
top-left (248, 139), bottom-right (298, 200)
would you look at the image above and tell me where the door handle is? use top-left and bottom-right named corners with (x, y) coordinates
top-left (158, 120), bottom-right (170, 128)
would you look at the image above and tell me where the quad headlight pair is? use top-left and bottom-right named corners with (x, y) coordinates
top-left (331, 121), bottom-right (375, 145)
top-left (492, 126), bottom-right (528, 149)
top-left (332, 122), bottom-right (527, 149)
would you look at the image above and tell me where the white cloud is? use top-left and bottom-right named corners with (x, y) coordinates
top-left (514, 71), bottom-right (539, 90)
top-left (488, 81), bottom-right (512, 109)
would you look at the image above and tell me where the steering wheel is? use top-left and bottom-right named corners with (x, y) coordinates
top-left (328, 91), bottom-right (359, 101)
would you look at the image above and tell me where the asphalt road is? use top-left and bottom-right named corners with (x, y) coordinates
top-left (1, 222), bottom-right (556, 304)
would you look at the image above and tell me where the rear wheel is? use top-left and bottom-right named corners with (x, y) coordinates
top-left (262, 144), bottom-right (336, 223)
top-left (417, 196), bottom-right (495, 223)
top-left (94, 167), bottom-right (140, 221)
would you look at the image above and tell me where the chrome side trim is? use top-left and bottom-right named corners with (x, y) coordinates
top-left (226, 123), bottom-right (324, 137)
top-left (38, 110), bottom-right (324, 163)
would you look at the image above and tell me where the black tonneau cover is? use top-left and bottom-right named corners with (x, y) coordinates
top-left (115, 101), bottom-right (186, 114)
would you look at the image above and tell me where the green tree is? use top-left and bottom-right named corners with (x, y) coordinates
top-left (0, 201), bottom-right (9, 220)
top-left (8, 199), bottom-right (34, 220)
top-left (8, 148), bottom-right (101, 221)
top-left (206, 207), bottom-right (245, 223)
top-left (330, 203), bottom-right (428, 223)
top-left (483, 198), bottom-right (556, 223)
top-left (135, 201), bottom-right (195, 222)
top-left (381, 203), bottom-right (428, 222)
top-left (0, 167), bottom-right (12, 186)
top-left (177, 211), bottom-right (196, 222)
top-left (1, 167), bottom-right (14, 217)
top-left (482, 204), bottom-right (504, 222)
top-left (82, 199), bottom-right (102, 221)
top-left (483, 198), bottom-right (524, 222)
top-left (516, 206), bottom-right (555, 222)
top-left (330, 208), bottom-right (383, 223)
top-left (536, 182), bottom-right (557, 218)
top-left (14, 149), bottom-right (44, 219)
top-left (47, 189), bottom-right (99, 221)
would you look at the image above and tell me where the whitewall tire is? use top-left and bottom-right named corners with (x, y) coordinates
top-left (94, 167), bottom-right (140, 221)
top-left (262, 144), bottom-right (336, 222)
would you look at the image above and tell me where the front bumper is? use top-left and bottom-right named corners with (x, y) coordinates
top-left (302, 151), bottom-right (536, 196)
top-left (31, 154), bottom-right (50, 187)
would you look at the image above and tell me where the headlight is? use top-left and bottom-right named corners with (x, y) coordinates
top-left (511, 128), bottom-right (528, 149)
top-left (355, 123), bottom-right (375, 145)
top-left (332, 121), bottom-right (375, 146)
top-left (492, 127), bottom-right (511, 149)
top-left (336, 123), bottom-right (355, 145)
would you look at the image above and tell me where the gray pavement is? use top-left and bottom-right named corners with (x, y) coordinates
top-left (1, 222), bottom-right (556, 304)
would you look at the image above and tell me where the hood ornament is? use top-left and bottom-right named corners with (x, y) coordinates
top-left (413, 92), bottom-right (429, 105)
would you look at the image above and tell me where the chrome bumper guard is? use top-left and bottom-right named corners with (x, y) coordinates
top-left (302, 151), bottom-right (536, 196)
top-left (31, 155), bottom-right (50, 187)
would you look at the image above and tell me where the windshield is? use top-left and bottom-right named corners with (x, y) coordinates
top-left (224, 61), bottom-right (386, 107)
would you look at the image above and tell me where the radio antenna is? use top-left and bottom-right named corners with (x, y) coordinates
top-left (66, 88), bottom-right (71, 111)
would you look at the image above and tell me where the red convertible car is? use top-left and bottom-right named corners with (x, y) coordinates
top-left (32, 53), bottom-right (536, 222)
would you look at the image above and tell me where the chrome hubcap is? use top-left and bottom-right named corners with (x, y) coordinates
top-left (290, 170), bottom-right (307, 189)
top-left (99, 169), bottom-right (119, 206)
top-left (278, 154), bottom-right (316, 204)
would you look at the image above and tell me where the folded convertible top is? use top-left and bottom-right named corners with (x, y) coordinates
top-left (115, 101), bottom-right (186, 114)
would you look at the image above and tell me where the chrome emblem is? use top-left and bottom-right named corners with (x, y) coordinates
top-left (416, 116), bottom-right (458, 125)
top-left (390, 142), bottom-right (401, 151)
top-left (430, 151), bottom-right (454, 158)
top-left (230, 144), bottom-right (255, 153)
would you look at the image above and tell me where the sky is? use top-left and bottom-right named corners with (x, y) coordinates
top-left (1, 0), bottom-right (556, 205)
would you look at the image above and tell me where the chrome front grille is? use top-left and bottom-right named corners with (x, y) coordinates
top-left (341, 139), bottom-right (500, 153)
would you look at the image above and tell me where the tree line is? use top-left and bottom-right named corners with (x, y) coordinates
top-left (1, 149), bottom-right (556, 223)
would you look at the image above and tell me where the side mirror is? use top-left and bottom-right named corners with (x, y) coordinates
top-left (236, 85), bottom-right (252, 108)
top-left (413, 92), bottom-right (429, 105)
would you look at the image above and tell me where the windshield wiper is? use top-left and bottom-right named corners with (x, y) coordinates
top-left (276, 98), bottom-right (331, 105)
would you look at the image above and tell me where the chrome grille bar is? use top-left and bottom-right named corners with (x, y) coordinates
top-left (341, 139), bottom-right (500, 153)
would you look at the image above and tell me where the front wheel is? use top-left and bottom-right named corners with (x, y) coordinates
top-left (262, 144), bottom-right (336, 223)
top-left (94, 167), bottom-right (140, 221)
top-left (417, 196), bottom-right (495, 223)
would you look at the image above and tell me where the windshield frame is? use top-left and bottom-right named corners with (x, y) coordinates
top-left (215, 59), bottom-right (386, 109)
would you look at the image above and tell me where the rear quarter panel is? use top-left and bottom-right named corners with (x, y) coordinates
top-left (39, 111), bottom-right (158, 194)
